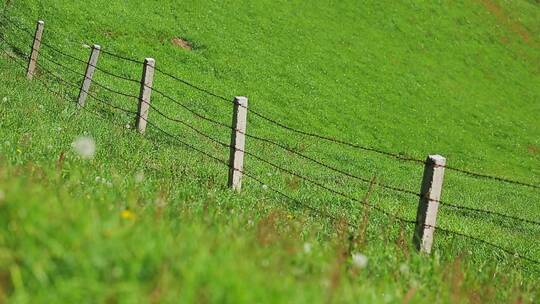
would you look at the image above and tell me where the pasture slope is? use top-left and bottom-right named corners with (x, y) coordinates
top-left (0, 0), bottom-right (539, 303)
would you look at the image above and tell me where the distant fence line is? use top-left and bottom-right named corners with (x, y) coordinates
top-left (0, 16), bottom-right (539, 269)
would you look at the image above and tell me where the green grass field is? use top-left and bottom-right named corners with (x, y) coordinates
top-left (0, 0), bottom-right (539, 303)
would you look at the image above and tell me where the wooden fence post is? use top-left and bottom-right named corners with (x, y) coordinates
top-left (136, 58), bottom-right (155, 134)
top-left (77, 44), bottom-right (101, 107)
top-left (413, 155), bottom-right (446, 254)
top-left (26, 20), bottom-right (45, 80)
top-left (228, 96), bottom-right (248, 192)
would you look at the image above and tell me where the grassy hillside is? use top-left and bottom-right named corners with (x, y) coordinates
top-left (0, 0), bottom-right (539, 303)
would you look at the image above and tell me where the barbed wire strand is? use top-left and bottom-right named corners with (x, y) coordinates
top-left (3, 14), bottom-right (539, 191)
top-left (34, 46), bottom-right (139, 100)
top-left (0, 13), bottom-right (81, 48)
top-left (30, 52), bottom-right (401, 222)
top-left (1, 24), bottom-right (538, 227)
top-left (3, 32), bottom-right (538, 228)
top-left (31, 59), bottom-right (137, 115)
top-left (143, 88), bottom-right (540, 227)
top-left (1, 16), bottom-right (87, 63)
top-left (3, 48), bottom-right (539, 269)
top-left (443, 165), bottom-right (540, 190)
top-left (153, 62), bottom-right (540, 190)
top-left (0, 16), bottom-right (142, 84)
top-left (141, 84), bottom-right (540, 227)
top-left (100, 48), bottom-right (142, 65)
top-left (2, 17), bottom-right (142, 81)
top-left (69, 85), bottom-right (346, 223)
top-left (30, 39), bottom-right (540, 228)
top-left (71, 82), bottom-right (348, 224)
top-left (81, 91), bottom-right (540, 269)
top-left (52, 87), bottom-right (540, 267)
top-left (151, 67), bottom-right (425, 163)
top-left (425, 224), bottom-right (540, 266)
top-left (123, 92), bottom-right (540, 230)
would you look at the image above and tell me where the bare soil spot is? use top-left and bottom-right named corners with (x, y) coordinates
top-left (102, 30), bottom-right (121, 38)
top-left (171, 37), bottom-right (192, 51)
top-left (477, 0), bottom-right (532, 45)
top-left (527, 144), bottom-right (539, 155)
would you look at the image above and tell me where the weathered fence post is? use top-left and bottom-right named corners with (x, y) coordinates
top-left (136, 58), bottom-right (155, 134)
top-left (413, 155), bottom-right (446, 254)
top-left (26, 20), bottom-right (45, 80)
top-left (77, 44), bottom-right (101, 107)
top-left (228, 96), bottom-right (248, 192)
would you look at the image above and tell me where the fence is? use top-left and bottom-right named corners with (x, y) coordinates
top-left (1, 16), bottom-right (539, 268)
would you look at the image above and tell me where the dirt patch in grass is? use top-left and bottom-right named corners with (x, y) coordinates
top-left (171, 37), bottom-right (192, 51)
top-left (102, 30), bottom-right (123, 38)
top-left (527, 144), bottom-right (539, 155)
top-left (477, 0), bottom-right (533, 46)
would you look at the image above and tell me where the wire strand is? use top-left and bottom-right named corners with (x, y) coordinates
top-left (100, 48), bottom-right (142, 65)
top-left (1, 16), bottom-right (141, 84)
top-left (2, 17), bottom-right (539, 229)
top-left (3, 33), bottom-right (538, 228)
top-left (3, 14), bottom-right (538, 191)
top-left (152, 63), bottom-right (540, 191)
top-left (5, 48), bottom-right (538, 269)
top-left (142, 89), bottom-right (540, 227)
top-left (33, 57), bottom-right (138, 115)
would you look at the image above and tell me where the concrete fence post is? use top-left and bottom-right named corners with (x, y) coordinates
top-left (77, 44), bottom-right (101, 107)
top-left (413, 155), bottom-right (446, 254)
top-left (26, 20), bottom-right (45, 80)
top-left (228, 96), bottom-right (248, 192)
top-left (136, 58), bottom-right (155, 134)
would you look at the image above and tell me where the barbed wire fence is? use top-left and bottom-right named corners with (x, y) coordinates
top-left (0, 16), bottom-right (539, 270)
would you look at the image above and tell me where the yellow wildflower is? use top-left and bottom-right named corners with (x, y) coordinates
top-left (120, 209), bottom-right (136, 220)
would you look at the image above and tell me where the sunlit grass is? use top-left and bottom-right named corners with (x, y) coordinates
top-left (0, 0), bottom-right (538, 302)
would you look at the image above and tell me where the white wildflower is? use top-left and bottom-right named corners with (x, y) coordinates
top-left (399, 263), bottom-right (409, 275)
top-left (303, 242), bottom-right (312, 254)
top-left (262, 184), bottom-right (268, 190)
top-left (154, 197), bottom-right (167, 208)
top-left (111, 265), bottom-right (123, 278)
top-left (125, 124), bottom-right (131, 129)
top-left (383, 293), bottom-right (393, 303)
top-left (351, 253), bottom-right (368, 269)
top-left (95, 176), bottom-right (112, 187)
top-left (2, 97), bottom-right (7, 102)
top-left (71, 136), bottom-right (96, 159)
top-left (134, 170), bottom-right (144, 183)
